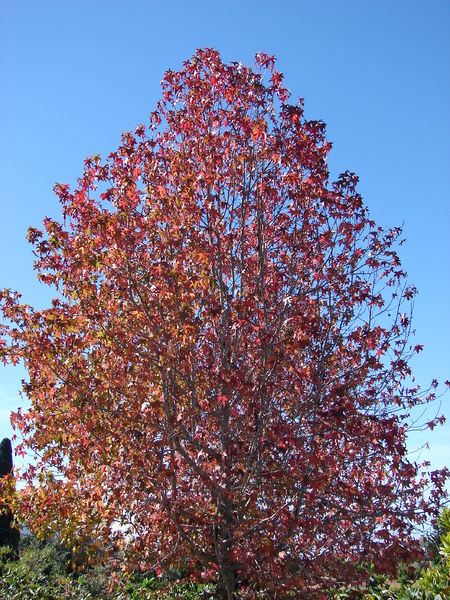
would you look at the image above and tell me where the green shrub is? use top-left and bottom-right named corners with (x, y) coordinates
top-left (0, 536), bottom-right (217, 599)
top-left (400, 508), bottom-right (450, 599)
top-left (0, 536), bottom-right (74, 599)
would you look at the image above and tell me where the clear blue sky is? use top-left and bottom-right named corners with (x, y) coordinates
top-left (1, 1), bottom-right (449, 475)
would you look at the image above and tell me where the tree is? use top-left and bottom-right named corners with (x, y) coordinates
top-left (0, 438), bottom-right (19, 557)
top-left (0, 49), bottom-right (448, 597)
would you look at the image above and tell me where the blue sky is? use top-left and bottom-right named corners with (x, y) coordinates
top-left (1, 1), bottom-right (449, 475)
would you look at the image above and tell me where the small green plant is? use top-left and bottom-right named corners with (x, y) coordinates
top-left (400, 508), bottom-right (450, 599)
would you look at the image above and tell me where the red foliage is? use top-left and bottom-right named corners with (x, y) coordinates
top-left (1, 49), bottom-right (447, 597)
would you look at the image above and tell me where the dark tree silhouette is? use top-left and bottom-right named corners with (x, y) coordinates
top-left (0, 438), bottom-right (19, 556)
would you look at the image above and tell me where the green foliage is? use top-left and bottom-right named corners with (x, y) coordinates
top-left (0, 536), bottom-right (216, 599)
top-left (122, 574), bottom-right (216, 600)
top-left (400, 508), bottom-right (450, 599)
top-left (0, 537), bottom-right (74, 599)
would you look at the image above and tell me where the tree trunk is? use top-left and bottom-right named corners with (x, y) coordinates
top-left (217, 562), bottom-right (237, 599)
top-left (215, 494), bottom-right (239, 599)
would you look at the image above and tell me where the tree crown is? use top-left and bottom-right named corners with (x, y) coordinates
top-left (1, 49), bottom-right (447, 596)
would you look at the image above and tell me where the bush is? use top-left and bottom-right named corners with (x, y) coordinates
top-left (401, 508), bottom-right (450, 599)
top-left (0, 535), bottom-right (217, 599)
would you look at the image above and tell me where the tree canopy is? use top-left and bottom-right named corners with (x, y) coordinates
top-left (1, 49), bottom-right (447, 597)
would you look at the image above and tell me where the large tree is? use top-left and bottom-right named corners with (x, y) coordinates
top-left (1, 49), bottom-right (447, 597)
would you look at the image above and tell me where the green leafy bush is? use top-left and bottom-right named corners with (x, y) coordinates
top-left (0, 536), bottom-right (216, 599)
top-left (0, 537), bottom-right (73, 599)
top-left (401, 508), bottom-right (450, 599)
